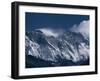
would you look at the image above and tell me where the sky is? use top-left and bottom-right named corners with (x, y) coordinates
top-left (25, 12), bottom-right (89, 32)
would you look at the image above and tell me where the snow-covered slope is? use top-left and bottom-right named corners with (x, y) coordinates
top-left (25, 27), bottom-right (89, 67)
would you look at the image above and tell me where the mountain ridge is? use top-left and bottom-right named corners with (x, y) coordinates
top-left (25, 29), bottom-right (89, 68)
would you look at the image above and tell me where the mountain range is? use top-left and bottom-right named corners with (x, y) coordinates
top-left (25, 26), bottom-right (89, 68)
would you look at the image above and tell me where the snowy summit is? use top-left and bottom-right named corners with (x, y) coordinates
top-left (36, 28), bottom-right (61, 37)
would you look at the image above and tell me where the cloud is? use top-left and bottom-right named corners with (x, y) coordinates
top-left (70, 20), bottom-right (89, 38)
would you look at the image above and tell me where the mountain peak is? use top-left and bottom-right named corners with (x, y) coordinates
top-left (36, 28), bottom-right (60, 37)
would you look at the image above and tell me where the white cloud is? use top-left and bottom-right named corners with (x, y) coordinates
top-left (71, 20), bottom-right (89, 39)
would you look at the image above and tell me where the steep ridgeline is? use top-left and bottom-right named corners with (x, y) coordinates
top-left (25, 29), bottom-right (89, 68)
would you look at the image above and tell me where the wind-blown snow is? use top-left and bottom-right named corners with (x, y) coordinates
top-left (36, 28), bottom-right (62, 37)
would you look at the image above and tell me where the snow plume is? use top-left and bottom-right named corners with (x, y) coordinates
top-left (36, 28), bottom-right (64, 37)
top-left (71, 20), bottom-right (89, 39)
